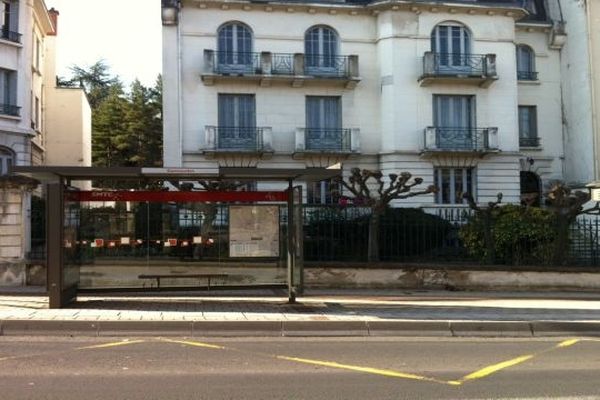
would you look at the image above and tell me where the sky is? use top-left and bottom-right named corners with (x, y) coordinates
top-left (45, 0), bottom-right (162, 87)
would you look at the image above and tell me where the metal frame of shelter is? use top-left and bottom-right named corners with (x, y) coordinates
top-left (11, 166), bottom-right (339, 309)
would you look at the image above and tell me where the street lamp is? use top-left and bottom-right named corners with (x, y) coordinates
top-left (162, 0), bottom-right (180, 26)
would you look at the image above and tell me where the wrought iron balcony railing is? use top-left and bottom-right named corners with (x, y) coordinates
top-left (517, 70), bottom-right (539, 81)
top-left (519, 137), bottom-right (541, 147)
top-left (213, 51), bottom-right (261, 75)
top-left (204, 126), bottom-right (272, 152)
top-left (0, 29), bottom-right (21, 43)
top-left (203, 50), bottom-right (359, 82)
top-left (271, 53), bottom-right (294, 75)
top-left (304, 54), bottom-right (351, 77)
top-left (295, 128), bottom-right (360, 153)
top-left (423, 127), bottom-right (499, 152)
top-left (422, 52), bottom-right (497, 77)
top-left (0, 103), bottom-right (21, 117)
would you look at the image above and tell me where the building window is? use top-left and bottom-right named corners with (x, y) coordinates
top-left (217, 22), bottom-right (253, 73)
top-left (34, 35), bottom-right (41, 70)
top-left (306, 96), bottom-right (342, 150)
top-left (307, 179), bottom-right (340, 205)
top-left (433, 95), bottom-right (475, 149)
top-left (518, 106), bottom-right (539, 147)
top-left (217, 94), bottom-right (256, 149)
top-left (305, 25), bottom-right (339, 73)
top-left (0, 68), bottom-right (18, 116)
top-left (0, 147), bottom-right (14, 175)
top-left (516, 45), bottom-right (537, 80)
top-left (431, 23), bottom-right (471, 71)
top-left (34, 96), bottom-right (40, 131)
top-left (1, 0), bottom-right (19, 42)
top-left (434, 168), bottom-right (475, 205)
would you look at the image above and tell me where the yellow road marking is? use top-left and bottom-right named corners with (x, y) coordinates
top-left (460, 354), bottom-right (534, 382)
top-left (556, 339), bottom-right (579, 348)
top-left (76, 340), bottom-right (146, 350)
top-left (276, 355), bottom-right (456, 386)
top-left (458, 338), bottom-right (581, 384)
top-left (161, 339), bottom-right (225, 350)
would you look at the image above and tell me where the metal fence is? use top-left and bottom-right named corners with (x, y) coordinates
top-left (28, 202), bottom-right (600, 267)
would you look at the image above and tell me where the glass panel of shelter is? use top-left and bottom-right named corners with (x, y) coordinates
top-left (67, 181), bottom-right (288, 291)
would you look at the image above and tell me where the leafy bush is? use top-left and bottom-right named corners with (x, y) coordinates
top-left (460, 204), bottom-right (556, 265)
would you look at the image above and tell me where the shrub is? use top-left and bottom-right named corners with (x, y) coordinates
top-left (460, 204), bottom-right (556, 265)
top-left (303, 207), bottom-right (454, 262)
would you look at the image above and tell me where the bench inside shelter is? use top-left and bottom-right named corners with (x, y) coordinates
top-left (138, 273), bottom-right (229, 290)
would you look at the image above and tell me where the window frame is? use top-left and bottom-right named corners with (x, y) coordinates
top-left (434, 167), bottom-right (476, 205)
top-left (216, 22), bottom-right (254, 73)
top-left (307, 178), bottom-right (341, 205)
top-left (305, 25), bottom-right (340, 73)
top-left (0, 146), bottom-right (15, 176)
top-left (516, 44), bottom-right (537, 80)
top-left (518, 105), bottom-right (538, 146)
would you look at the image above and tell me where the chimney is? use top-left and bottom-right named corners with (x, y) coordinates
top-left (48, 8), bottom-right (59, 36)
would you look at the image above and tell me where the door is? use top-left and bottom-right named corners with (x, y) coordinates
top-left (218, 94), bottom-right (256, 150)
top-left (306, 96), bottom-right (342, 150)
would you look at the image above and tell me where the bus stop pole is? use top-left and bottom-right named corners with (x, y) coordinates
top-left (287, 178), bottom-right (296, 303)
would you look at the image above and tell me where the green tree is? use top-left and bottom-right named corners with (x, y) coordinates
top-left (125, 77), bottom-right (163, 167)
top-left (92, 85), bottom-right (129, 167)
top-left (66, 60), bottom-right (122, 109)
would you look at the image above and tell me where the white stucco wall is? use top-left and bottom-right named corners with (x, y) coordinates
top-left (557, 0), bottom-right (596, 186)
top-left (164, 1), bottom-right (569, 205)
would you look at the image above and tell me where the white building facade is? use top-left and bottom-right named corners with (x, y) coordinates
top-left (162, 0), bottom-right (568, 206)
top-left (0, 1), bottom-right (91, 286)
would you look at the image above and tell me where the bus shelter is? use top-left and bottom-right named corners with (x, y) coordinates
top-left (12, 166), bottom-right (338, 308)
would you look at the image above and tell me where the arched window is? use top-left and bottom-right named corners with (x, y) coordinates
top-left (516, 45), bottom-right (536, 80)
top-left (305, 25), bottom-right (339, 74)
top-left (431, 23), bottom-right (471, 69)
top-left (0, 146), bottom-right (14, 175)
top-left (217, 22), bottom-right (254, 73)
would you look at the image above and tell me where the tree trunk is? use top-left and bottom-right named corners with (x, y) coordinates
top-left (483, 211), bottom-right (495, 264)
top-left (368, 209), bottom-right (383, 262)
top-left (552, 215), bottom-right (569, 266)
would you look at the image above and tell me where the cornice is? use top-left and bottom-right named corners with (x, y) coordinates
top-left (185, 0), bottom-right (528, 20)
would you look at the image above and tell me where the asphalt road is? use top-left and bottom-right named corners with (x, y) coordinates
top-left (1, 336), bottom-right (600, 400)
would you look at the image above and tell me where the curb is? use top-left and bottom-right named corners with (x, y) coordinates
top-left (1, 320), bottom-right (600, 337)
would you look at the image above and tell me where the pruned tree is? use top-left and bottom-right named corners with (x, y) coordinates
top-left (545, 183), bottom-right (592, 265)
top-left (463, 192), bottom-right (503, 264)
top-left (335, 168), bottom-right (436, 262)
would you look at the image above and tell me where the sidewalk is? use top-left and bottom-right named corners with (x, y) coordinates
top-left (1, 289), bottom-right (600, 337)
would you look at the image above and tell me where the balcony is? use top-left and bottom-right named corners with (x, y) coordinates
top-left (422, 127), bottom-right (499, 155)
top-left (201, 50), bottom-right (360, 89)
top-left (294, 128), bottom-right (360, 159)
top-left (0, 29), bottom-right (21, 43)
top-left (517, 71), bottom-right (539, 81)
top-left (419, 52), bottom-right (498, 88)
top-left (203, 126), bottom-right (273, 155)
top-left (520, 137), bottom-right (541, 148)
top-left (0, 103), bottom-right (20, 117)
